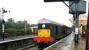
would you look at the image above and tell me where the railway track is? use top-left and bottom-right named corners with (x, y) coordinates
top-left (10, 33), bottom-right (73, 50)
top-left (0, 33), bottom-right (74, 50)
top-left (15, 41), bottom-right (38, 50)
top-left (0, 35), bottom-right (38, 50)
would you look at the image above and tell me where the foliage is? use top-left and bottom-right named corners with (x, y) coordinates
top-left (0, 18), bottom-right (32, 37)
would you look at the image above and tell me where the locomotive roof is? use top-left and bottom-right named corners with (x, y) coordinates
top-left (38, 18), bottom-right (64, 26)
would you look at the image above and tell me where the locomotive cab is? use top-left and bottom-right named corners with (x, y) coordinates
top-left (33, 23), bottom-right (55, 43)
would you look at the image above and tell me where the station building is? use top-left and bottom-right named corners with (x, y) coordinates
top-left (70, 14), bottom-right (87, 36)
top-left (30, 24), bottom-right (38, 34)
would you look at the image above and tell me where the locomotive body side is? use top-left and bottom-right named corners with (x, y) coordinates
top-left (33, 23), bottom-right (71, 44)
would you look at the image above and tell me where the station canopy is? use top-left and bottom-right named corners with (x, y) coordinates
top-left (44, 0), bottom-right (81, 2)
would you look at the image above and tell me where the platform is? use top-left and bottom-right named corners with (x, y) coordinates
top-left (76, 38), bottom-right (86, 50)
top-left (0, 35), bottom-right (35, 44)
top-left (43, 33), bottom-right (86, 50)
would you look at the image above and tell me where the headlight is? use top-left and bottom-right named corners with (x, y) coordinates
top-left (42, 24), bottom-right (46, 28)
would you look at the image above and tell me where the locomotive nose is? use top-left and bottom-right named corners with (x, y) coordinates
top-left (33, 29), bottom-right (55, 43)
top-left (33, 36), bottom-right (54, 43)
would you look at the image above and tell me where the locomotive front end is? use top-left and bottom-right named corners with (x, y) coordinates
top-left (33, 24), bottom-right (54, 43)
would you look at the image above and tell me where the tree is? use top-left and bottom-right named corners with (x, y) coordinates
top-left (5, 18), bottom-right (15, 29)
top-left (3, 18), bottom-right (32, 37)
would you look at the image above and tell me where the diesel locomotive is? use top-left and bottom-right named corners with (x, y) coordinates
top-left (33, 18), bottom-right (72, 49)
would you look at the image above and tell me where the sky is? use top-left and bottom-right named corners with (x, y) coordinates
top-left (0, 0), bottom-right (88, 27)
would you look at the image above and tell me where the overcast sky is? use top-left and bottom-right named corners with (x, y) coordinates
top-left (0, 0), bottom-right (88, 27)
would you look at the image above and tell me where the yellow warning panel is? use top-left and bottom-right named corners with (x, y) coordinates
top-left (38, 29), bottom-right (50, 37)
